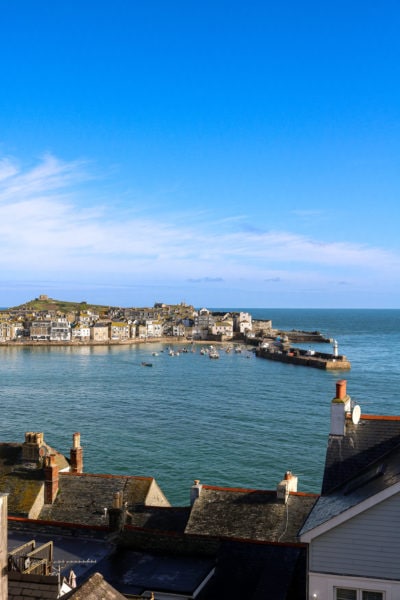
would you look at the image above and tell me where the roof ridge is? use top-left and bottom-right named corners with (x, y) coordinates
top-left (203, 484), bottom-right (276, 494)
top-left (359, 414), bottom-right (400, 421)
top-left (60, 472), bottom-right (154, 481)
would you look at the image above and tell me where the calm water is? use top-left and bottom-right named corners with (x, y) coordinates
top-left (1, 309), bottom-right (399, 505)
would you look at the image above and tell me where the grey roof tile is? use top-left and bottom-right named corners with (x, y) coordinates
top-left (39, 473), bottom-right (155, 526)
top-left (65, 572), bottom-right (126, 599)
top-left (322, 415), bottom-right (400, 494)
top-left (301, 416), bottom-right (400, 536)
top-left (185, 486), bottom-right (317, 543)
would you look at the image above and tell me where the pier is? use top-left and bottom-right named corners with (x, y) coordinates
top-left (255, 345), bottom-right (351, 370)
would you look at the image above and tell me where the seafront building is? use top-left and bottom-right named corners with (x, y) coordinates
top-left (0, 299), bottom-right (258, 344)
top-left (300, 380), bottom-right (400, 599)
top-left (1, 430), bottom-right (313, 599)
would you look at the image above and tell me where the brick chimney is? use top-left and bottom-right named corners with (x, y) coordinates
top-left (70, 432), bottom-right (83, 474)
top-left (331, 379), bottom-right (351, 436)
top-left (22, 432), bottom-right (44, 462)
top-left (44, 455), bottom-right (59, 504)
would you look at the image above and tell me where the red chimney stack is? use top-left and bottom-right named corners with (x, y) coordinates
top-left (336, 380), bottom-right (347, 400)
top-left (70, 432), bottom-right (83, 474)
top-left (44, 454), bottom-right (59, 504)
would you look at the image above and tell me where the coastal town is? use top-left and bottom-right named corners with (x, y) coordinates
top-left (0, 299), bottom-right (391, 599)
top-left (0, 294), bottom-right (266, 344)
top-left (0, 295), bottom-right (352, 372)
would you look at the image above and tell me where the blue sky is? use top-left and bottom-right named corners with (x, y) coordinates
top-left (1, 1), bottom-right (399, 308)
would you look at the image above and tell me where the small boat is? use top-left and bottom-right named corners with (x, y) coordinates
top-left (152, 352), bottom-right (159, 356)
top-left (209, 349), bottom-right (220, 359)
top-left (141, 361), bottom-right (153, 367)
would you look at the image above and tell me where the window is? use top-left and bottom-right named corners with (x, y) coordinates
top-left (362, 593), bottom-right (384, 600)
top-left (336, 590), bottom-right (356, 600)
top-left (335, 589), bottom-right (383, 600)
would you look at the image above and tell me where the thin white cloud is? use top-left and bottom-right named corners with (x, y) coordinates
top-left (0, 157), bottom-right (19, 181)
top-left (1, 154), bottom-right (399, 285)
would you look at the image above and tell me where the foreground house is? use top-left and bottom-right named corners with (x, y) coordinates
top-left (7, 380), bottom-right (400, 598)
top-left (0, 427), bottom-right (313, 598)
top-left (0, 432), bottom-right (169, 522)
top-left (300, 380), bottom-right (400, 600)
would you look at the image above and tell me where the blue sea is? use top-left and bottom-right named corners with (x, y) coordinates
top-left (1, 309), bottom-right (399, 505)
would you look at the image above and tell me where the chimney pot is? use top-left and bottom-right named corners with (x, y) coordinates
top-left (190, 479), bottom-right (203, 505)
top-left (331, 380), bottom-right (351, 436)
top-left (336, 380), bottom-right (347, 400)
top-left (70, 433), bottom-right (83, 473)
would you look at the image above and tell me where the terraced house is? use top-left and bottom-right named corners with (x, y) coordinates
top-left (109, 321), bottom-right (130, 340)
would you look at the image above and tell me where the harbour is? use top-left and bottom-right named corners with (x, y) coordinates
top-left (1, 308), bottom-right (399, 505)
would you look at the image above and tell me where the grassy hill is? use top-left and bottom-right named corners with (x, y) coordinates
top-left (9, 296), bottom-right (116, 314)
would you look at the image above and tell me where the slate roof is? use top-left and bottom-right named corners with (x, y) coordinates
top-left (8, 526), bottom-right (115, 584)
top-left (93, 548), bottom-right (216, 597)
top-left (300, 415), bottom-right (400, 536)
top-left (322, 414), bottom-right (400, 494)
top-left (185, 485), bottom-right (317, 543)
top-left (65, 572), bottom-right (127, 599)
top-left (0, 442), bottom-right (69, 516)
top-left (197, 540), bottom-right (307, 600)
top-left (127, 505), bottom-right (191, 532)
top-left (8, 571), bottom-right (60, 600)
top-left (1, 467), bottom-right (44, 516)
top-left (39, 472), bottom-right (158, 525)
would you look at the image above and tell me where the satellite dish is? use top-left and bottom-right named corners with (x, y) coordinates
top-left (352, 404), bottom-right (361, 425)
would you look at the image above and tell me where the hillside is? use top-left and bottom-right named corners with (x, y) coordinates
top-left (8, 296), bottom-right (116, 314)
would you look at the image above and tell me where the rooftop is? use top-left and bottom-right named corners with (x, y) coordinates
top-left (322, 413), bottom-right (400, 494)
top-left (39, 472), bottom-right (167, 526)
top-left (185, 484), bottom-right (317, 543)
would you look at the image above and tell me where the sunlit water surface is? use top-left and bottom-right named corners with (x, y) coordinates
top-left (1, 309), bottom-right (399, 505)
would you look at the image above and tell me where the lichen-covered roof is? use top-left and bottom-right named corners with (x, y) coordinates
top-left (0, 442), bottom-right (69, 516)
top-left (0, 469), bottom-right (44, 516)
top-left (185, 485), bottom-right (317, 543)
top-left (39, 473), bottom-right (156, 526)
